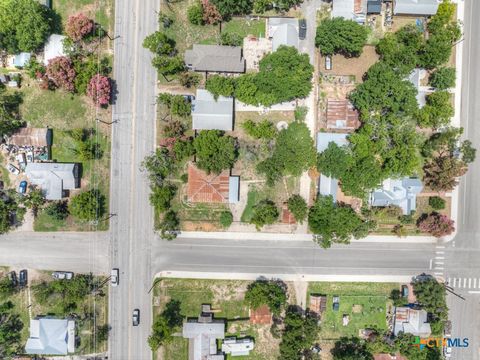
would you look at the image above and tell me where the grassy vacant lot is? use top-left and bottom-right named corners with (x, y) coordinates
top-left (161, 0), bottom-right (267, 55)
top-left (53, 0), bottom-right (114, 32)
top-left (153, 278), bottom-right (278, 360)
top-left (241, 178), bottom-right (299, 223)
top-left (308, 282), bottom-right (398, 340)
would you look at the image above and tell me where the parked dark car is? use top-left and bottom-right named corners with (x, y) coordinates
top-left (299, 19), bottom-right (307, 40)
top-left (19, 269), bottom-right (28, 287)
top-left (8, 271), bottom-right (18, 287)
top-left (132, 309), bottom-right (140, 326)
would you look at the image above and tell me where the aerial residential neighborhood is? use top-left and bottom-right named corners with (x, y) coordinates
top-left (0, 0), bottom-right (479, 359)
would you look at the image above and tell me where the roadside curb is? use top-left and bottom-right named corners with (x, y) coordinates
top-left (155, 271), bottom-right (414, 283)
top-left (177, 231), bottom-right (437, 244)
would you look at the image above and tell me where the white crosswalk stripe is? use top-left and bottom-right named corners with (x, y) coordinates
top-left (474, 278), bottom-right (477, 288)
top-left (464, 278), bottom-right (467, 288)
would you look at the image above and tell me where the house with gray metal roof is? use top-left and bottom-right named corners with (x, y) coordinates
top-left (316, 133), bottom-right (349, 202)
top-left (185, 45), bottom-right (246, 73)
top-left (25, 318), bottom-right (75, 355)
top-left (394, 0), bottom-right (441, 15)
top-left (25, 162), bottom-right (80, 200)
top-left (192, 89), bottom-right (234, 131)
top-left (268, 18), bottom-right (299, 51)
top-left (393, 307), bottom-right (431, 337)
top-left (332, 0), bottom-right (366, 23)
top-left (369, 177), bottom-right (423, 215)
top-left (183, 305), bottom-right (225, 360)
top-left (407, 68), bottom-right (430, 108)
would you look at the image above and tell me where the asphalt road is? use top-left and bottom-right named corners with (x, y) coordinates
top-left (153, 237), bottom-right (437, 277)
top-left (108, 0), bottom-right (158, 358)
top-left (446, 0), bottom-right (480, 358)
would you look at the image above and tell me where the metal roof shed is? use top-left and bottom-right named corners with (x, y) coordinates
top-left (393, 0), bottom-right (440, 15)
top-left (367, 0), bottom-right (382, 14)
top-left (228, 176), bottom-right (240, 203)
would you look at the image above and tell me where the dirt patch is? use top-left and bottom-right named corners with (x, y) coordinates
top-left (319, 46), bottom-right (380, 82)
top-left (254, 324), bottom-right (281, 360)
top-left (352, 304), bottom-right (363, 313)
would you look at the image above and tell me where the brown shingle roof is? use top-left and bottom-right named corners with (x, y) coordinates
top-left (250, 305), bottom-right (272, 325)
top-left (187, 164), bottom-right (230, 203)
top-left (326, 99), bottom-right (360, 131)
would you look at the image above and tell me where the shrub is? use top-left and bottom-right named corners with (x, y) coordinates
top-left (150, 184), bottom-right (176, 213)
top-left (429, 67), bottom-right (456, 90)
top-left (24, 57), bottom-right (45, 79)
top-left (178, 72), bottom-right (201, 88)
top-left (393, 224), bottom-right (408, 237)
top-left (287, 194), bottom-right (307, 224)
top-left (65, 13), bottom-right (94, 41)
top-left (69, 189), bottom-right (106, 221)
top-left (244, 280), bottom-right (287, 315)
top-left (87, 74), bottom-right (111, 106)
top-left (242, 119), bottom-right (276, 140)
top-left (250, 200), bottom-right (279, 230)
top-left (202, 0), bottom-right (222, 25)
top-left (73, 56), bottom-right (111, 94)
top-left (180, 173), bottom-right (188, 183)
top-left (187, 2), bottom-right (204, 25)
top-left (44, 201), bottom-right (69, 220)
top-left (220, 32), bottom-right (242, 46)
top-left (417, 212), bottom-right (455, 237)
top-left (429, 196), bottom-right (446, 210)
top-left (46, 56), bottom-right (76, 92)
top-left (205, 75), bottom-right (235, 98)
top-left (219, 211), bottom-right (233, 228)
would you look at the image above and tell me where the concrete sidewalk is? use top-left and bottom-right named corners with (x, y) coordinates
top-left (177, 231), bottom-right (437, 243)
top-left (155, 270), bottom-right (414, 283)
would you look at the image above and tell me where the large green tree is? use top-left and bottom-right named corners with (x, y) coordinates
top-left (308, 195), bottom-right (374, 248)
top-left (315, 17), bottom-right (368, 57)
top-left (250, 200), bottom-right (279, 230)
top-left (235, 46), bottom-right (313, 107)
top-left (0, 87), bottom-right (23, 138)
top-left (287, 194), bottom-right (308, 224)
top-left (193, 130), bottom-right (237, 174)
top-left (279, 307), bottom-right (319, 360)
top-left (0, 0), bottom-right (53, 53)
top-left (0, 301), bottom-right (24, 358)
top-left (416, 91), bottom-right (454, 129)
top-left (257, 122), bottom-right (316, 185)
top-left (429, 67), bottom-right (456, 90)
top-left (69, 189), bottom-right (106, 221)
top-left (205, 75), bottom-right (235, 98)
top-left (412, 276), bottom-right (448, 323)
top-left (244, 280), bottom-right (287, 315)
top-left (148, 300), bottom-right (183, 351)
top-left (349, 62), bottom-right (418, 119)
top-left (211, 0), bottom-right (253, 19)
top-left (142, 31), bottom-right (176, 56)
top-left (331, 337), bottom-right (373, 360)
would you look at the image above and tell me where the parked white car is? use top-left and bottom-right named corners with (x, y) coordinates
top-left (7, 163), bottom-right (20, 175)
top-left (52, 271), bottom-right (74, 280)
top-left (111, 268), bottom-right (119, 287)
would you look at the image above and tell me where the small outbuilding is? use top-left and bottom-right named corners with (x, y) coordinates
top-left (268, 18), bottom-right (299, 51)
top-left (43, 34), bottom-right (67, 65)
top-left (222, 337), bottom-right (255, 356)
top-left (8, 128), bottom-right (52, 148)
top-left (367, 0), bottom-right (382, 14)
top-left (10, 52), bottom-right (31, 68)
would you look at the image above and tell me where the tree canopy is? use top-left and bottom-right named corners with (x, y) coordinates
top-left (279, 307), bottom-right (319, 360)
top-left (315, 17), bottom-right (368, 57)
top-left (69, 189), bottom-right (106, 221)
top-left (142, 31), bottom-right (176, 56)
top-left (257, 122), bottom-right (316, 185)
top-left (331, 337), bottom-right (373, 360)
top-left (205, 75), bottom-right (235, 98)
top-left (148, 300), bottom-right (183, 351)
top-left (235, 46), bottom-right (313, 107)
top-left (0, 87), bottom-right (23, 138)
top-left (429, 67), bottom-right (456, 90)
top-left (308, 195), bottom-right (374, 248)
top-left (416, 90), bottom-right (454, 129)
top-left (0, 0), bottom-right (53, 53)
top-left (250, 200), bottom-right (279, 230)
top-left (412, 276), bottom-right (448, 322)
top-left (244, 280), bottom-right (287, 315)
top-left (287, 194), bottom-right (308, 224)
top-left (0, 301), bottom-right (24, 358)
top-left (193, 130), bottom-right (237, 174)
top-left (349, 62), bottom-right (418, 119)
top-left (211, 0), bottom-right (253, 20)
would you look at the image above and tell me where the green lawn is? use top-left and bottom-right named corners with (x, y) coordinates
top-left (222, 18), bottom-right (266, 39)
top-left (0, 153), bottom-right (11, 187)
top-left (53, 0), bottom-right (114, 31)
top-left (241, 188), bottom-right (260, 223)
top-left (308, 282), bottom-right (399, 340)
top-left (153, 279), bottom-right (276, 360)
